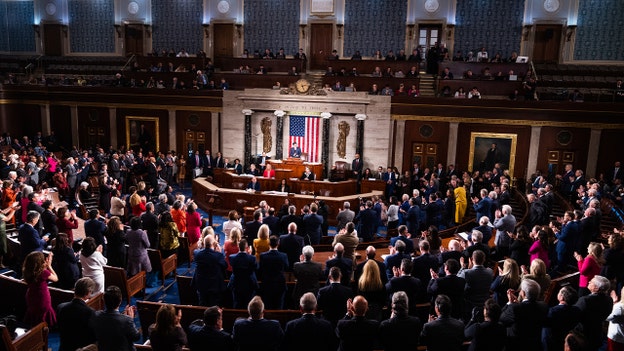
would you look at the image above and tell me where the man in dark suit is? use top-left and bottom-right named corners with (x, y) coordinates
top-left (419, 294), bottom-right (465, 351)
top-left (317, 267), bottom-right (354, 327)
top-left (406, 197), bottom-right (421, 236)
top-left (472, 189), bottom-right (492, 222)
top-left (192, 235), bottom-right (227, 306)
top-left (427, 259), bottom-right (466, 320)
top-left (258, 236), bottom-right (289, 309)
top-left (379, 291), bottom-right (423, 351)
top-left (463, 230), bottom-right (491, 262)
top-left (336, 296), bottom-right (380, 351)
top-left (262, 207), bottom-right (279, 236)
top-left (324, 243), bottom-right (353, 286)
top-left (278, 222), bottom-right (304, 271)
top-left (246, 176), bottom-right (261, 191)
top-left (385, 259), bottom-right (425, 313)
top-left (146, 156), bottom-right (159, 193)
top-left (542, 286), bottom-right (581, 351)
top-left (232, 296), bottom-right (284, 351)
top-left (383, 166), bottom-right (398, 198)
top-left (351, 153), bottom-right (363, 179)
top-left (244, 211), bottom-right (263, 245)
top-left (383, 240), bottom-right (411, 280)
top-left (302, 203), bottom-right (323, 245)
top-left (213, 151), bottom-right (225, 168)
top-left (89, 286), bottom-right (141, 351)
top-left (279, 205), bottom-right (303, 235)
top-left (500, 279), bottom-right (548, 351)
top-left (18, 211), bottom-right (47, 262)
top-left (354, 246), bottom-right (388, 285)
top-left (554, 211), bottom-right (579, 274)
top-left (389, 225), bottom-right (414, 255)
top-left (457, 250), bottom-right (493, 322)
top-left (109, 153), bottom-right (121, 181)
top-left (283, 293), bottom-right (337, 351)
top-left (228, 239), bottom-right (258, 309)
top-left (57, 278), bottom-right (97, 351)
top-left (412, 240), bottom-right (440, 285)
top-left (289, 142), bottom-right (302, 158)
top-left (292, 245), bottom-right (324, 304)
top-left (187, 306), bottom-right (235, 351)
top-left (354, 200), bottom-right (378, 242)
top-left (574, 275), bottom-right (613, 351)
top-left (464, 298), bottom-right (506, 351)
top-left (201, 149), bottom-right (214, 176)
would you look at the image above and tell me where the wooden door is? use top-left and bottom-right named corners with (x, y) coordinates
top-left (310, 23), bottom-right (333, 70)
top-left (184, 131), bottom-right (206, 159)
top-left (412, 142), bottom-right (439, 171)
top-left (43, 24), bottom-right (63, 56)
top-left (213, 24), bottom-right (234, 57)
top-left (418, 24), bottom-right (442, 55)
top-left (532, 24), bottom-right (562, 64)
top-left (125, 24), bottom-right (144, 56)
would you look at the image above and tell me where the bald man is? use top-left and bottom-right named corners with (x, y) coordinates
top-left (336, 296), bottom-right (380, 351)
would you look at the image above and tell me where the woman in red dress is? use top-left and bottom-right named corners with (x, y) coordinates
top-left (56, 207), bottom-right (79, 243)
top-left (185, 202), bottom-right (202, 245)
top-left (1, 180), bottom-right (16, 224)
top-left (23, 251), bottom-right (58, 327)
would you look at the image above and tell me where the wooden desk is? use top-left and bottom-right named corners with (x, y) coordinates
top-left (268, 159), bottom-right (323, 180)
top-left (361, 179), bottom-right (386, 193)
top-left (192, 178), bottom-right (382, 226)
top-left (219, 172), bottom-right (356, 197)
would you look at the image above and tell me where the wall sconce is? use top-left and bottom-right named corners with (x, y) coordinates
top-left (566, 25), bottom-right (577, 42)
top-left (114, 24), bottom-right (122, 38)
top-left (202, 24), bottom-right (210, 39)
top-left (446, 24), bottom-right (454, 40)
top-left (235, 24), bottom-right (242, 39)
top-left (300, 24), bottom-right (306, 39)
top-left (336, 24), bottom-right (343, 39)
top-left (143, 24), bottom-right (151, 38)
top-left (407, 24), bottom-right (415, 40)
top-left (522, 25), bottom-right (532, 41)
top-left (32, 25), bottom-right (40, 37)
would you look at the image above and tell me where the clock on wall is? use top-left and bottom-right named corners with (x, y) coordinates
top-left (217, 0), bottom-right (230, 14)
top-left (295, 79), bottom-right (311, 94)
top-left (543, 0), bottom-right (560, 13)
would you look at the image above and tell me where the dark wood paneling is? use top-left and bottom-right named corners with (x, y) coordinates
top-left (402, 121), bottom-right (449, 172)
top-left (533, 24), bottom-right (562, 64)
top-left (43, 24), bottom-right (63, 56)
top-left (175, 110), bottom-right (212, 155)
top-left (213, 24), bottom-right (234, 58)
top-left (310, 24), bottom-right (334, 70)
top-left (455, 123), bottom-right (531, 180)
top-left (537, 126), bottom-right (590, 177)
top-left (597, 129), bottom-right (624, 178)
top-left (116, 108), bottom-right (169, 153)
top-left (49, 105), bottom-right (71, 149)
top-left (77, 107), bottom-right (110, 148)
top-left (0, 104), bottom-right (40, 138)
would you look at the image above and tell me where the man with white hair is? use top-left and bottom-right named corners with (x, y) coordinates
top-left (282, 293), bottom-right (337, 350)
top-left (493, 204), bottom-right (516, 259)
top-left (336, 201), bottom-right (355, 231)
top-left (574, 275), bottom-right (613, 351)
top-left (500, 279), bottom-right (548, 351)
top-left (292, 245), bottom-right (323, 303)
top-left (192, 234), bottom-right (227, 306)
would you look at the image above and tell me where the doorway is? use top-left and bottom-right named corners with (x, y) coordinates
top-left (124, 24), bottom-right (144, 56)
top-left (43, 24), bottom-right (63, 56)
top-left (183, 130), bottom-right (207, 159)
top-left (412, 142), bottom-right (439, 171)
top-left (418, 24), bottom-right (442, 56)
top-left (213, 24), bottom-right (234, 58)
top-left (532, 24), bottom-right (562, 64)
top-left (309, 23), bottom-right (333, 70)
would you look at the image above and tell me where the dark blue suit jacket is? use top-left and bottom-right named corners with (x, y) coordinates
top-left (384, 252), bottom-right (411, 280)
top-left (473, 197), bottom-right (492, 222)
top-left (317, 282), bottom-right (354, 327)
top-left (232, 318), bottom-right (284, 351)
top-left (355, 208), bottom-right (378, 242)
top-left (57, 298), bottom-right (96, 351)
top-left (406, 205), bottom-right (421, 236)
top-left (542, 304), bottom-right (581, 351)
top-left (336, 316), bottom-right (380, 351)
top-left (324, 256), bottom-right (353, 286)
top-left (385, 275), bottom-right (425, 308)
top-left (283, 314), bottom-right (337, 351)
top-left (18, 223), bottom-right (46, 260)
top-left (192, 248), bottom-right (227, 295)
top-left (229, 252), bottom-right (258, 292)
top-left (302, 213), bottom-right (323, 245)
top-left (278, 233), bottom-right (304, 270)
top-left (246, 181), bottom-right (261, 191)
top-left (258, 249), bottom-right (288, 300)
top-left (390, 235), bottom-right (414, 255)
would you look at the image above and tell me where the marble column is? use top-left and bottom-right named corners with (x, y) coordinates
top-left (321, 112), bottom-right (332, 179)
top-left (526, 126), bottom-right (542, 179)
top-left (586, 129), bottom-right (602, 179)
top-left (447, 122), bottom-right (459, 166)
top-left (355, 114), bottom-right (366, 159)
top-left (109, 107), bottom-right (117, 148)
top-left (168, 109), bottom-right (176, 153)
top-left (70, 105), bottom-right (79, 146)
top-left (242, 109), bottom-right (253, 167)
top-left (274, 110), bottom-right (286, 160)
top-left (40, 104), bottom-right (51, 135)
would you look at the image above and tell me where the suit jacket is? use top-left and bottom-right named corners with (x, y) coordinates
top-left (324, 256), bottom-right (353, 285)
top-left (427, 274), bottom-right (466, 319)
top-left (258, 249), bottom-right (288, 289)
top-left (412, 253), bottom-right (440, 285)
top-left (543, 304), bottom-right (581, 351)
top-left (190, 154), bottom-right (201, 169)
top-left (493, 214), bottom-right (516, 249)
top-left (279, 214), bottom-right (303, 235)
top-left (336, 316), bottom-right (380, 351)
top-left (464, 320), bottom-right (506, 351)
top-left (246, 181), bottom-right (261, 191)
top-left (289, 147), bottom-right (302, 158)
top-left (390, 235), bottom-right (414, 255)
top-left (351, 158), bottom-right (363, 177)
top-left (300, 172), bottom-right (315, 180)
top-left (283, 314), bottom-right (337, 351)
top-left (458, 266), bottom-right (493, 306)
top-left (473, 197), bottom-right (492, 222)
top-left (90, 310), bottom-right (141, 351)
top-left (420, 316), bottom-right (465, 351)
top-left (384, 252), bottom-right (411, 280)
top-left (278, 233), bottom-right (304, 270)
top-left (187, 321), bottom-right (235, 351)
top-left (57, 298), bottom-right (96, 351)
top-left (379, 315), bottom-right (422, 351)
top-left (229, 252), bottom-right (258, 294)
top-left (355, 208), bottom-right (378, 242)
top-left (500, 300), bottom-right (548, 351)
top-left (232, 318), bottom-right (283, 351)
top-left (302, 213), bottom-right (323, 245)
top-left (574, 293), bottom-right (613, 349)
top-left (317, 283), bottom-right (354, 327)
top-left (18, 223), bottom-right (46, 260)
top-left (244, 220), bottom-right (263, 242)
top-left (385, 275), bottom-right (425, 308)
top-left (406, 205), bottom-right (421, 235)
top-left (293, 260), bottom-right (324, 301)
top-left (192, 248), bottom-right (227, 295)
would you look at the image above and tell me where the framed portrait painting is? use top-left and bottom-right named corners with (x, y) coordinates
top-left (468, 132), bottom-right (517, 177)
top-left (125, 116), bottom-right (159, 154)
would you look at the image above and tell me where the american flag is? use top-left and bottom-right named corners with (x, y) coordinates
top-left (289, 115), bottom-right (320, 162)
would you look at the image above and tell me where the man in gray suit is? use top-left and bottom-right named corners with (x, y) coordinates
top-left (292, 245), bottom-right (324, 305)
top-left (492, 204), bottom-right (516, 259)
top-left (335, 201), bottom-right (355, 231)
top-left (457, 250), bottom-right (493, 322)
top-left (65, 157), bottom-right (78, 196)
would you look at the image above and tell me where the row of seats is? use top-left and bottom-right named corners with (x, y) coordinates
top-left (535, 63), bottom-right (624, 77)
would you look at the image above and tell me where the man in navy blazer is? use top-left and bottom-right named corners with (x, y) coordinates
top-left (278, 223), bottom-right (304, 271)
top-left (542, 286), bottom-right (581, 351)
top-left (57, 278), bottom-right (97, 351)
top-left (228, 239), bottom-right (258, 308)
top-left (283, 293), bottom-right (337, 351)
top-left (258, 236), bottom-right (289, 309)
top-left (554, 211), bottom-right (579, 273)
top-left (324, 243), bottom-right (353, 285)
top-left (472, 189), bottom-right (492, 222)
top-left (383, 240), bottom-right (411, 280)
top-left (317, 267), bottom-right (354, 327)
top-left (427, 258), bottom-right (466, 320)
top-left (244, 211), bottom-right (263, 246)
top-left (232, 296), bottom-right (284, 351)
top-left (457, 250), bottom-right (493, 322)
top-left (18, 211), bottom-right (47, 261)
top-left (354, 200), bottom-right (378, 242)
top-left (336, 296), bottom-right (380, 351)
top-left (192, 235), bottom-right (227, 306)
top-left (411, 240), bottom-right (440, 285)
top-left (419, 295), bottom-right (465, 351)
top-left (406, 197), bottom-right (421, 236)
top-left (385, 259), bottom-right (425, 313)
top-left (246, 176), bottom-right (261, 191)
top-left (389, 225), bottom-right (414, 255)
top-left (500, 279), bottom-right (548, 351)
top-left (302, 203), bottom-right (323, 245)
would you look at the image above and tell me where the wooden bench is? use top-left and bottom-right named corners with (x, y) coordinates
top-left (0, 272), bottom-right (104, 321)
top-left (177, 236), bottom-right (197, 268)
top-left (0, 322), bottom-right (48, 351)
top-left (103, 266), bottom-right (146, 305)
top-left (147, 249), bottom-right (177, 290)
top-left (176, 275), bottom-right (198, 306)
top-left (543, 271), bottom-right (580, 306)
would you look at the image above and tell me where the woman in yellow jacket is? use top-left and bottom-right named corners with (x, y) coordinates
top-left (453, 179), bottom-right (467, 224)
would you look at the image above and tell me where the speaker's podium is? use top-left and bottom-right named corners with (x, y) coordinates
top-left (267, 158), bottom-right (323, 180)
